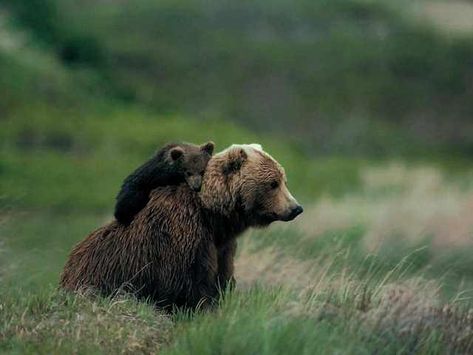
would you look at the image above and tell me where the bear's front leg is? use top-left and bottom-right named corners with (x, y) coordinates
top-left (217, 239), bottom-right (237, 292)
top-left (187, 242), bottom-right (220, 309)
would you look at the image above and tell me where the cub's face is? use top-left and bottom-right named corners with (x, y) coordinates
top-left (207, 144), bottom-right (302, 226)
top-left (169, 141), bottom-right (214, 191)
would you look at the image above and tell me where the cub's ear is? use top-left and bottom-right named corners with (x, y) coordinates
top-left (169, 146), bottom-right (184, 161)
top-left (223, 148), bottom-right (247, 174)
top-left (201, 141), bottom-right (215, 155)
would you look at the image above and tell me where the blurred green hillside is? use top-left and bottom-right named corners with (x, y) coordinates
top-left (2, 0), bottom-right (473, 157)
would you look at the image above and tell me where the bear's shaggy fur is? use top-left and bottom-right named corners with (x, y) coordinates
top-left (60, 144), bottom-right (302, 309)
top-left (114, 141), bottom-right (214, 225)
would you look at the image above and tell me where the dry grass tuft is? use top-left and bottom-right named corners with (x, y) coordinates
top-left (362, 280), bottom-right (473, 354)
top-left (235, 239), bottom-right (316, 289)
top-left (419, 1), bottom-right (473, 35)
top-left (235, 201), bottom-right (473, 354)
top-left (0, 292), bottom-right (173, 354)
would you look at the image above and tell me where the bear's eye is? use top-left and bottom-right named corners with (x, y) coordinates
top-left (270, 181), bottom-right (279, 189)
top-left (186, 171), bottom-right (192, 177)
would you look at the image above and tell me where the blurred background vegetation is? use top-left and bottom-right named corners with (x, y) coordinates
top-left (1, 0), bottom-right (473, 353)
top-left (2, 0), bottom-right (473, 158)
top-left (2, 0), bottom-right (473, 210)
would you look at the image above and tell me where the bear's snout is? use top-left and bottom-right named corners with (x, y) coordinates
top-left (186, 175), bottom-right (203, 192)
top-left (280, 204), bottom-right (303, 221)
top-left (290, 204), bottom-right (303, 219)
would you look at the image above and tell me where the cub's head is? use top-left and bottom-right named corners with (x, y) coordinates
top-left (201, 144), bottom-right (303, 226)
top-left (167, 141), bottom-right (214, 191)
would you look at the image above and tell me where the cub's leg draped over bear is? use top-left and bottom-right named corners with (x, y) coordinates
top-left (115, 141), bottom-right (214, 225)
top-left (60, 144), bottom-right (303, 309)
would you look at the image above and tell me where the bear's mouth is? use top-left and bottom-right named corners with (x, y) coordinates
top-left (253, 207), bottom-right (303, 225)
top-left (252, 212), bottom-right (279, 226)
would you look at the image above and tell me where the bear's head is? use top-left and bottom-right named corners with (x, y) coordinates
top-left (200, 144), bottom-right (303, 227)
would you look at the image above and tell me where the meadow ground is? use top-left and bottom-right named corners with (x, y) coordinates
top-left (1, 109), bottom-right (473, 354)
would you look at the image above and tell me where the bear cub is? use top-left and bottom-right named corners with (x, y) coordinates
top-left (115, 141), bottom-right (214, 225)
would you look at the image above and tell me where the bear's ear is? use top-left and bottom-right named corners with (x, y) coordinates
top-left (201, 141), bottom-right (215, 155)
top-left (223, 148), bottom-right (247, 174)
top-left (249, 143), bottom-right (263, 151)
top-left (169, 146), bottom-right (184, 161)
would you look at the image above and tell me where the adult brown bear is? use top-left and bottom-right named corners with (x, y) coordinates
top-left (60, 144), bottom-right (303, 309)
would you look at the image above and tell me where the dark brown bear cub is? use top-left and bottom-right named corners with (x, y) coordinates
top-left (114, 141), bottom-right (214, 225)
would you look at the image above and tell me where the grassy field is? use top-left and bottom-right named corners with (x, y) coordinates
top-left (1, 108), bottom-right (473, 354)
top-left (1, 0), bottom-right (473, 353)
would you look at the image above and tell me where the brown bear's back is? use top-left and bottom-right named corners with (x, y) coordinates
top-left (60, 184), bottom-right (213, 306)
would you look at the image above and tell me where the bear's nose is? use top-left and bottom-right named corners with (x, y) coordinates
top-left (290, 205), bottom-right (303, 219)
top-left (283, 204), bottom-right (303, 221)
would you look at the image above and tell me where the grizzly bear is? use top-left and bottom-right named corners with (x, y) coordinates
top-left (115, 141), bottom-right (214, 225)
top-left (60, 144), bottom-right (303, 309)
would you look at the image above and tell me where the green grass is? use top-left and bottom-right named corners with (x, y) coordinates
top-left (164, 288), bottom-right (371, 355)
top-left (2, 205), bottom-right (473, 353)
top-left (0, 289), bottom-right (172, 354)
